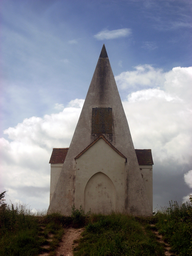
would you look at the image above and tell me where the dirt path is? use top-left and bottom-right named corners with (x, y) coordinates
top-left (55, 227), bottom-right (84, 256)
top-left (150, 224), bottom-right (175, 256)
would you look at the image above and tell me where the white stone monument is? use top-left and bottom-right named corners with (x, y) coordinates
top-left (48, 45), bottom-right (153, 216)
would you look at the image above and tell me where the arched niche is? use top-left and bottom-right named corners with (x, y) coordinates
top-left (84, 172), bottom-right (116, 214)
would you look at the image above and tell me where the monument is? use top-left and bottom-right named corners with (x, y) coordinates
top-left (48, 45), bottom-right (153, 216)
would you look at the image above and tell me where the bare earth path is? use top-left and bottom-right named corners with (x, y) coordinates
top-left (55, 228), bottom-right (84, 256)
top-left (150, 224), bottom-right (175, 256)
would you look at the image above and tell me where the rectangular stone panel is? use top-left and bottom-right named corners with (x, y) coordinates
top-left (92, 108), bottom-right (112, 134)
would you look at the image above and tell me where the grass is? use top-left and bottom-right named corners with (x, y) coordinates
top-left (0, 202), bottom-right (71, 256)
top-left (74, 213), bottom-right (164, 256)
top-left (0, 191), bottom-right (192, 256)
top-left (0, 204), bottom-right (41, 256)
top-left (0, 200), bottom-right (86, 256)
top-left (155, 200), bottom-right (192, 255)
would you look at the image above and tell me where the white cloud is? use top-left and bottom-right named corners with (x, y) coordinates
top-left (116, 65), bottom-right (164, 89)
top-left (123, 93), bottom-right (191, 165)
top-left (54, 103), bottom-right (64, 111)
top-left (182, 194), bottom-right (191, 204)
top-left (164, 67), bottom-right (192, 106)
top-left (1, 99), bottom-right (83, 210)
top-left (127, 88), bottom-right (178, 102)
top-left (68, 99), bottom-right (84, 108)
top-left (94, 28), bottom-right (131, 40)
top-left (184, 170), bottom-right (192, 189)
top-left (4, 99), bottom-right (83, 146)
top-left (119, 65), bottom-right (192, 208)
top-left (121, 66), bottom-right (192, 166)
top-left (116, 65), bottom-right (192, 107)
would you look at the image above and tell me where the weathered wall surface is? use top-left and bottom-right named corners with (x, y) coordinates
top-left (84, 172), bottom-right (115, 214)
top-left (75, 138), bottom-right (126, 214)
top-left (140, 166), bottom-right (153, 213)
top-left (50, 164), bottom-right (62, 202)
top-left (50, 161), bottom-right (153, 214)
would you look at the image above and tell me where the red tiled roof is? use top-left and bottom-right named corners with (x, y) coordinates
top-left (49, 148), bottom-right (69, 164)
top-left (135, 149), bottom-right (154, 165)
top-left (49, 147), bottom-right (153, 166)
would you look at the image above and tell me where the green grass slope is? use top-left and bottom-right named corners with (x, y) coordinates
top-left (0, 191), bottom-right (192, 256)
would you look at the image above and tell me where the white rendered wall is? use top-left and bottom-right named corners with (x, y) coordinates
top-left (140, 166), bottom-right (153, 213)
top-left (50, 161), bottom-right (153, 214)
top-left (75, 138), bottom-right (126, 214)
top-left (50, 164), bottom-right (63, 202)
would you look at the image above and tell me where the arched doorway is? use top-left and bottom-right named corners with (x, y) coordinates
top-left (84, 172), bottom-right (116, 214)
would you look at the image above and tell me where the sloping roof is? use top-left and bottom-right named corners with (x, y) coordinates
top-left (49, 146), bottom-right (153, 166)
top-left (49, 148), bottom-right (69, 164)
top-left (75, 135), bottom-right (127, 160)
top-left (135, 149), bottom-right (154, 165)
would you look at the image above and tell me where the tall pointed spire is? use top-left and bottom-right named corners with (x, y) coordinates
top-left (48, 45), bottom-right (151, 216)
top-left (99, 44), bottom-right (108, 58)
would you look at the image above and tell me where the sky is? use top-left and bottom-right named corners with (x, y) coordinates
top-left (0, 0), bottom-right (192, 213)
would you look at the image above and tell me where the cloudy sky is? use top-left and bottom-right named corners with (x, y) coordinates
top-left (0, 0), bottom-right (192, 213)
